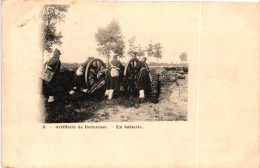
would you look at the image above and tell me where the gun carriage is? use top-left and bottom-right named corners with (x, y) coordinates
top-left (83, 57), bottom-right (160, 97)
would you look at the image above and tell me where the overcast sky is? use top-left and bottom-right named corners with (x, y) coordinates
top-left (58, 2), bottom-right (199, 63)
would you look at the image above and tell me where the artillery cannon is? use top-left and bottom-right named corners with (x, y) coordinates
top-left (82, 57), bottom-right (160, 97)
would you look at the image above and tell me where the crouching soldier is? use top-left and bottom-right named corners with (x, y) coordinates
top-left (132, 57), bottom-right (151, 99)
top-left (69, 65), bottom-right (88, 95)
top-left (105, 55), bottom-right (122, 99)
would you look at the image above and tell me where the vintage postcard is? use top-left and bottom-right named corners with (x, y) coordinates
top-left (2, 1), bottom-right (259, 168)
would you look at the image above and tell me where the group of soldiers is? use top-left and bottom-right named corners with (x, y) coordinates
top-left (43, 49), bottom-right (151, 103)
top-left (104, 55), bottom-right (151, 100)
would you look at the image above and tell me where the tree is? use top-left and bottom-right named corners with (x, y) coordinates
top-left (127, 36), bottom-right (138, 58)
top-left (42, 5), bottom-right (69, 53)
top-left (146, 41), bottom-right (154, 64)
top-left (179, 52), bottom-right (187, 64)
top-left (136, 45), bottom-right (145, 59)
top-left (95, 20), bottom-right (125, 64)
top-left (153, 43), bottom-right (163, 63)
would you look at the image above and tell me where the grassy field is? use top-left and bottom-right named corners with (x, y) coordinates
top-left (41, 67), bottom-right (188, 123)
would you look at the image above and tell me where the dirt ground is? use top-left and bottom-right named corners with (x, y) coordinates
top-left (84, 78), bottom-right (188, 122)
top-left (42, 70), bottom-right (188, 123)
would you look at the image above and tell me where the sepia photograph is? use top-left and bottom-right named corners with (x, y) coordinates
top-left (40, 3), bottom-right (194, 123)
top-left (2, 1), bottom-right (259, 167)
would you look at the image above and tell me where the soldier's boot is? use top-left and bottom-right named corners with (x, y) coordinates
top-left (105, 89), bottom-right (110, 97)
top-left (48, 96), bottom-right (55, 103)
top-left (108, 89), bottom-right (114, 100)
top-left (139, 90), bottom-right (145, 99)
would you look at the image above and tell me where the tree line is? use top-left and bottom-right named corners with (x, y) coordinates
top-left (95, 19), bottom-right (163, 64)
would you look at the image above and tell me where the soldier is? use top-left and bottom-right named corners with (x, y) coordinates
top-left (132, 57), bottom-right (151, 99)
top-left (69, 65), bottom-right (88, 95)
top-left (105, 55), bottom-right (122, 99)
top-left (45, 49), bottom-right (61, 102)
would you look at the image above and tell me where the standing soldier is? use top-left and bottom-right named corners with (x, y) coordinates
top-left (132, 57), bottom-right (151, 99)
top-left (105, 55), bottom-right (122, 99)
top-left (45, 49), bottom-right (61, 102)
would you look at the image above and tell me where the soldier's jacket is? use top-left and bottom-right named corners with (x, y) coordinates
top-left (46, 55), bottom-right (61, 75)
top-left (132, 61), bottom-right (151, 92)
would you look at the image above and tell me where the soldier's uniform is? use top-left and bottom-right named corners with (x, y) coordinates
top-left (69, 66), bottom-right (88, 95)
top-left (105, 56), bottom-right (122, 99)
top-left (45, 49), bottom-right (61, 102)
top-left (132, 58), bottom-right (151, 98)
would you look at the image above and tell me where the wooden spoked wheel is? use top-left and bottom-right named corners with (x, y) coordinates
top-left (85, 58), bottom-right (106, 89)
top-left (123, 58), bottom-right (140, 95)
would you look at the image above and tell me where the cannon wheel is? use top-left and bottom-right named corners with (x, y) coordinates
top-left (123, 57), bottom-right (140, 95)
top-left (85, 58), bottom-right (106, 89)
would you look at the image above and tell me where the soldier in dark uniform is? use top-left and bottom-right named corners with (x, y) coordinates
top-left (132, 57), bottom-right (151, 99)
top-left (105, 55), bottom-right (122, 99)
top-left (69, 65), bottom-right (88, 95)
top-left (45, 49), bottom-right (61, 102)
